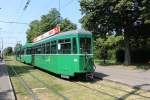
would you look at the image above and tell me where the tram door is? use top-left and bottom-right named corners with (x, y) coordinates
top-left (80, 38), bottom-right (93, 71)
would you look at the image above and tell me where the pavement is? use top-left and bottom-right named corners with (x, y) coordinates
top-left (0, 61), bottom-right (15, 100)
top-left (95, 64), bottom-right (150, 91)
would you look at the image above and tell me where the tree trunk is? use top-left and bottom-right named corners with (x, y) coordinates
top-left (124, 33), bottom-right (131, 65)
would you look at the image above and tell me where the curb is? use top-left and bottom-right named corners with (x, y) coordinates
top-left (4, 61), bottom-right (17, 100)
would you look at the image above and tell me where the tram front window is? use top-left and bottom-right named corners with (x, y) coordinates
top-left (80, 38), bottom-right (91, 54)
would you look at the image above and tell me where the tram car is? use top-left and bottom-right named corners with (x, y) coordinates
top-left (15, 30), bottom-right (95, 78)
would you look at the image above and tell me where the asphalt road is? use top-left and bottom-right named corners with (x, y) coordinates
top-left (95, 64), bottom-right (150, 91)
top-left (0, 62), bottom-right (15, 100)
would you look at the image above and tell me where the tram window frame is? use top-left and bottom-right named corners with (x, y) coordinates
top-left (39, 45), bottom-right (42, 54)
top-left (58, 38), bottom-right (71, 54)
top-left (35, 45), bottom-right (42, 54)
top-left (73, 38), bottom-right (77, 54)
top-left (31, 47), bottom-right (35, 54)
top-left (80, 38), bottom-right (91, 54)
top-left (51, 40), bottom-right (57, 54)
top-left (35, 46), bottom-right (38, 54)
top-left (41, 44), bottom-right (46, 54)
top-left (46, 42), bottom-right (51, 54)
top-left (26, 48), bottom-right (30, 55)
top-left (27, 48), bottom-right (31, 55)
top-left (21, 49), bottom-right (24, 55)
top-left (24, 49), bottom-right (26, 55)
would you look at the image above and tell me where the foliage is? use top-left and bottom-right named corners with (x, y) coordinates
top-left (80, 0), bottom-right (150, 35)
top-left (80, 0), bottom-right (150, 64)
top-left (26, 8), bottom-right (77, 42)
top-left (4, 47), bottom-right (13, 56)
top-left (14, 43), bottom-right (22, 52)
top-left (60, 18), bottom-right (77, 32)
top-left (95, 36), bottom-right (124, 49)
top-left (94, 36), bottom-right (124, 60)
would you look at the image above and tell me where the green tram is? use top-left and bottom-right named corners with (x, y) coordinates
top-left (16, 30), bottom-right (95, 78)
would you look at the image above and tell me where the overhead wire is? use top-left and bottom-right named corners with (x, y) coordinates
top-left (62, 0), bottom-right (76, 9)
top-left (48, 0), bottom-right (76, 28)
top-left (5, 0), bottom-right (26, 48)
top-left (12, 0), bottom-right (32, 44)
top-left (23, 0), bottom-right (31, 11)
top-left (0, 20), bottom-right (28, 25)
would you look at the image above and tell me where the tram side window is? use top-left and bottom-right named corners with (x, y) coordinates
top-left (21, 49), bottom-right (24, 55)
top-left (24, 49), bottom-right (26, 55)
top-left (73, 38), bottom-right (77, 54)
top-left (32, 47), bottom-right (36, 54)
top-left (31, 47), bottom-right (35, 54)
top-left (51, 41), bottom-right (57, 54)
top-left (26, 48), bottom-right (28, 54)
top-left (80, 38), bottom-right (91, 54)
top-left (46, 42), bottom-right (50, 54)
top-left (58, 39), bottom-right (71, 54)
top-left (27, 48), bottom-right (31, 55)
top-left (35, 45), bottom-right (42, 54)
top-left (35, 47), bottom-right (38, 54)
top-left (41, 44), bottom-right (45, 54)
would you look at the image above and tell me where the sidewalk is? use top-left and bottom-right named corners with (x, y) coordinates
top-left (95, 64), bottom-right (150, 91)
top-left (0, 62), bottom-right (15, 100)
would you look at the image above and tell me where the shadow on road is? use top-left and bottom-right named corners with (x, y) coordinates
top-left (0, 63), bottom-right (8, 77)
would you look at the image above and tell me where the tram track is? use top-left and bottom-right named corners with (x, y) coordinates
top-left (93, 77), bottom-right (150, 99)
top-left (8, 61), bottom-right (150, 100)
top-left (13, 63), bottom-right (68, 100)
top-left (20, 64), bottom-right (108, 100)
top-left (73, 76), bottom-right (150, 99)
top-left (9, 62), bottom-right (142, 100)
top-left (9, 65), bottom-right (38, 100)
top-left (31, 66), bottom-right (118, 99)
top-left (73, 81), bottom-right (119, 99)
top-left (25, 69), bottom-right (68, 100)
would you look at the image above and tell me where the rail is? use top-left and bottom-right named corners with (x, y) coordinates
top-left (10, 66), bottom-right (38, 100)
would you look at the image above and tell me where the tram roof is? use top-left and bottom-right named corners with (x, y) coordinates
top-left (35, 29), bottom-right (92, 44)
top-left (22, 43), bottom-right (34, 48)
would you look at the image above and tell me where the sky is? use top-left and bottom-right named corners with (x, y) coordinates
top-left (0, 0), bottom-right (82, 49)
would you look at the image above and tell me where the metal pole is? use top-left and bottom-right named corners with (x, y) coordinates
top-left (0, 28), bottom-right (2, 60)
top-left (59, 0), bottom-right (60, 13)
top-left (59, 0), bottom-right (60, 23)
top-left (2, 38), bottom-right (3, 60)
top-left (58, 0), bottom-right (61, 29)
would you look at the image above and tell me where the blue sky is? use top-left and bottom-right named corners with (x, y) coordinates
top-left (0, 0), bottom-right (82, 49)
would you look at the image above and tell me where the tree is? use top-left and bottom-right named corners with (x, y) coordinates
top-left (26, 8), bottom-right (77, 42)
top-left (80, 0), bottom-right (150, 65)
top-left (60, 18), bottom-right (77, 32)
top-left (26, 20), bottom-right (40, 42)
top-left (14, 43), bottom-right (22, 52)
top-left (4, 47), bottom-right (13, 56)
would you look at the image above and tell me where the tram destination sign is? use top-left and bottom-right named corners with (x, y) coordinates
top-left (33, 26), bottom-right (60, 42)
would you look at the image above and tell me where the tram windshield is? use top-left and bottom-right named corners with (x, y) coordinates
top-left (80, 38), bottom-right (92, 54)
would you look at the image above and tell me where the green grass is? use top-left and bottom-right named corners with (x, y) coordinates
top-left (5, 56), bottom-right (150, 100)
top-left (94, 59), bottom-right (119, 65)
